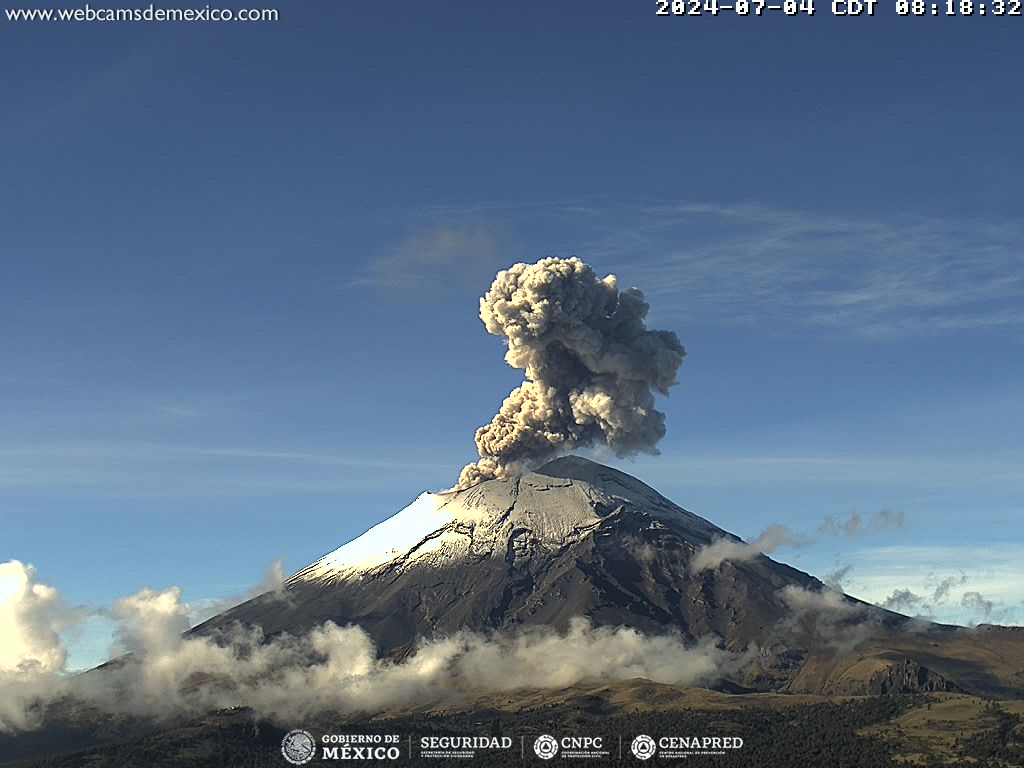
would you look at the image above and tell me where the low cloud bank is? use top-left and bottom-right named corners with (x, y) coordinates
top-left (0, 560), bottom-right (746, 733)
top-left (81, 617), bottom-right (738, 724)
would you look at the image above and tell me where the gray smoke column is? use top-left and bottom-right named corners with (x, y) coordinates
top-left (458, 257), bottom-right (685, 488)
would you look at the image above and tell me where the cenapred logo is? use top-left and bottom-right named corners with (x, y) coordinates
top-left (632, 734), bottom-right (743, 760)
top-left (533, 734), bottom-right (559, 760)
top-left (281, 729), bottom-right (316, 765)
top-left (631, 734), bottom-right (657, 760)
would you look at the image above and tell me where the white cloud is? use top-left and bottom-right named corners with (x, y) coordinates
top-left (691, 525), bottom-right (804, 572)
top-left (187, 558), bottom-right (287, 625)
top-left (428, 198), bottom-right (1024, 338)
top-left (841, 545), bottom-right (1024, 626)
top-left (355, 224), bottom-right (517, 294)
top-left (776, 584), bottom-right (875, 650)
top-left (0, 561), bottom-right (80, 674)
top-left (0, 441), bottom-right (457, 496)
top-left (0, 561), bottom-right (87, 731)
top-left (111, 586), bottom-right (191, 656)
top-left (1, 572), bottom-right (746, 732)
top-left (605, 202), bottom-right (1024, 338)
top-left (779, 584), bottom-right (862, 617)
top-left (618, 453), bottom-right (1024, 490)
top-left (690, 509), bottom-right (906, 573)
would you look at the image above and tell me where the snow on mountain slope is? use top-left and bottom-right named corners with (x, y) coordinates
top-left (289, 456), bottom-right (725, 585)
top-left (290, 492), bottom-right (448, 580)
top-left (198, 454), bottom-right (833, 669)
top-left (190, 455), bottom-right (1024, 699)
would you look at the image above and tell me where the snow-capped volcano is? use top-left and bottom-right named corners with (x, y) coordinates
top-left (290, 456), bottom-right (725, 585)
top-left (192, 456), bottom-right (1024, 696)
top-left (199, 456), bottom-right (822, 659)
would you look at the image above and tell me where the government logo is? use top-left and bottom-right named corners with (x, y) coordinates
top-left (281, 729), bottom-right (316, 765)
top-left (534, 734), bottom-right (559, 760)
top-left (631, 734), bottom-right (657, 760)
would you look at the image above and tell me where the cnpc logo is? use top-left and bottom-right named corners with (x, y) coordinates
top-left (533, 734), bottom-right (605, 760)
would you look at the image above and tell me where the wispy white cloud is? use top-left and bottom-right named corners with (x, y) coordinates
top-left (613, 452), bottom-right (1024, 489)
top-left (427, 197), bottom-right (1024, 339)
top-left (690, 510), bottom-right (904, 573)
top-left (690, 525), bottom-right (805, 572)
top-left (351, 223), bottom-right (522, 294)
top-left (837, 544), bottom-right (1024, 626)
top-left (0, 441), bottom-right (458, 496)
top-left (599, 203), bottom-right (1024, 337)
top-left (187, 559), bottom-right (287, 626)
top-left (816, 509), bottom-right (904, 536)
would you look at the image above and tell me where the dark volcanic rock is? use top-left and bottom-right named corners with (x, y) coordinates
top-left (191, 457), bottom-right (1019, 697)
top-left (195, 457), bottom-right (822, 658)
top-left (869, 658), bottom-right (965, 694)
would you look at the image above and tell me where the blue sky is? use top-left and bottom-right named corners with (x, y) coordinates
top-left (2, 3), bottom-right (1022, 666)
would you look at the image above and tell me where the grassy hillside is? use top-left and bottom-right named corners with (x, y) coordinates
top-left (3, 684), bottom-right (1023, 767)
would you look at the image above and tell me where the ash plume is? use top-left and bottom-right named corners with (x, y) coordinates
top-left (458, 256), bottom-right (685, 488)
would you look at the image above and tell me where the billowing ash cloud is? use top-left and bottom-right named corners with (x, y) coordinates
top-left (458, 257), bottom-right (685, 488)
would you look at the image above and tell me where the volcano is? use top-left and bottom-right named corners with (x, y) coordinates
top-left (6, 458), bottom-right (1024, 768)
top-left (195, 456), bottom-right (1024, 697)
top-left (201, 457), bottom-right (822, 649)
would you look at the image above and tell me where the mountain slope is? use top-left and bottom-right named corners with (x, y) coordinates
top-left (194, 456), bottom-right (1024, 697)
top-left (200, 457), bottom-right (825, 653)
